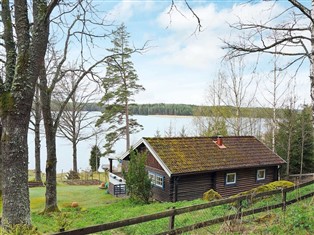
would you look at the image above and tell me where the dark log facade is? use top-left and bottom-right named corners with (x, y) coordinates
top-left (140, 145), bottom-right (280, 201)
top-left (214, 166), bottom-right (278, 198)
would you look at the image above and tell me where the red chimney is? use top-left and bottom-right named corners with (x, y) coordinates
top-left (217, 136), bottom-right (223, 146)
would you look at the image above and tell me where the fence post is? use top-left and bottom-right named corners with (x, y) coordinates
top-left (169, 207), bottom-right (175, 230)
top-left (282, 189), bottom-right (287, 211)
top-left (236, 199), bottom-right (242, 220)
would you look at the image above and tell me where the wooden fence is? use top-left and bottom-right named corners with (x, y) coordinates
top-left (52, 180), bottom-right (314, 235)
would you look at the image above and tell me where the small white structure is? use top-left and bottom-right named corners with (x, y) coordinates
top-left (108, 173), bottom-right (126, 196)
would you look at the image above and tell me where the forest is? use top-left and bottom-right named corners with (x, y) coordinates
top-left (81, 102), bottom-right (286, 119)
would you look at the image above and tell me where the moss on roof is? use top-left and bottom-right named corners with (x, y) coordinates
top-left (144, 136), bottom-right (286, 175)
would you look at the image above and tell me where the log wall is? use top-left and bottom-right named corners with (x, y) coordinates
top-left (215, 166), bottom-right (277, 197)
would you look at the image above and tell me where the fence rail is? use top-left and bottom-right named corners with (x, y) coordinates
top-left (52, 179), bottom-right (314, 235)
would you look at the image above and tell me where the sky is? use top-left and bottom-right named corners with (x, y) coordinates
top-left (92, 0), bottom-right (311, 107)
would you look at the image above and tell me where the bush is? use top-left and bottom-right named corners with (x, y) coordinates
top-left (203, 189), bottom-right (222, 201)
top-left (89, 145), bottom-right (101, 172)
top-left (124, 149), bottom-right (152, 204)
top-left (232, 180), bottom-right (295, 198)
top-left (2, 224), bottom-right (40, 235)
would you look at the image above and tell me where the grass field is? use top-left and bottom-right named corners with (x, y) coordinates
top-left (0, 181), bottom-right (313, 234)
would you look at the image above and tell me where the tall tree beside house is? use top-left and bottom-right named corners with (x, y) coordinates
top-left (0, 0), bottom-right (58, 226)
top-left (123, 149), bottom-right (152, 204)
top-left (96, 23), bottom-right (144, 155)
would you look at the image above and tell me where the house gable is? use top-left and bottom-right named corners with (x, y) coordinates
top-left (120, 138), bottom-right (172, 177)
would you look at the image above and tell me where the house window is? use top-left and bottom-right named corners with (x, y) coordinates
top-left (149, 172), bottom-right (156, 182)
top-left (226, 173), bottom-right (236, 185)
top-left (148, 171), bottom-right (164, 188)
top-left (156, 175), bottom-right (164, 188)
top-left (257, 169), bottom-right (266, 181)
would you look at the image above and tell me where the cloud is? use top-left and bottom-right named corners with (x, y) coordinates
top-left (107, 0), bottom-right (154, 23)
top-left (153, 1), bottom-right (287, 69)
top-left (132, 1), bottom-right (310, 106)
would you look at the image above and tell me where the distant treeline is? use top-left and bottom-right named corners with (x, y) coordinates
top-left (129, 103), bottom-right (196, 116)
top-left (76, 102), bottom-right (286, 119)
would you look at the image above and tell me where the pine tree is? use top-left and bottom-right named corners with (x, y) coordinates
top-left (96, 23), bottom-right (144, 155)
top-left (275, 106), bottom-right (314, 175)
top-left (124, 150), bottom-right (152, 204)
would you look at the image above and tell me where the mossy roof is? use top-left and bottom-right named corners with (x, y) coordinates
top-left (142, 136), bottom-right (286, 175)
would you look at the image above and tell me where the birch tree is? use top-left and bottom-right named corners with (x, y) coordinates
top-left (224, 0), bottom-right (314, 122)
top-left (195, 57), bottom-right (258, 136)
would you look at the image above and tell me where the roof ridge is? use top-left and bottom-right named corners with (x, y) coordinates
top-left (144, 136), bottom-right (255, 139)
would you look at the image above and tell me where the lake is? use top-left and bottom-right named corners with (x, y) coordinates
top-left (28, 113), bottom-right (195, 173)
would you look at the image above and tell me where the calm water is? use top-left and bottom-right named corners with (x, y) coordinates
top-left (28, 113), bottom-right (194, 173)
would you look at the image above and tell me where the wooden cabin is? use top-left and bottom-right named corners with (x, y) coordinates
top-left (120, 136), bottom-right (286, 202)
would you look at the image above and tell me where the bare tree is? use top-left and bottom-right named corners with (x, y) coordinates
top-left (222, 57), bottom-right (259, 135)
top-left (261, 52), bottom-right (293, 151)
top-left (0, 0), bottom-right (58, 226)
top-left (55, 73), bottom-right (100, 173)
top-left (223, 0), bottom-right (314, 122)
top-left (193, 72), bottom-right (228, 137)
top-left (199, 57), bottom-right (258, 136)
top-left (39, 1), bottom-right (113, 213)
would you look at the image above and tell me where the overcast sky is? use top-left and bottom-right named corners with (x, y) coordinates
top-left (95, 0), bottom-right (311, 107)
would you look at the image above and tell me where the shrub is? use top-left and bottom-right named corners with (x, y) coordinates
top-left (124, 149), bottom-right (152, 204)
top-left (203, 189), bottom-right (222, 201)
top-left (232, 180), bottom-right (295, 198)
top-left (2, 224), bottom-right (40, 235)
top-left (89, 145), bottom-right (101, 172)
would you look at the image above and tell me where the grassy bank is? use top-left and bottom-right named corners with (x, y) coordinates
top-left (0, 183), bottom-right (313, 234)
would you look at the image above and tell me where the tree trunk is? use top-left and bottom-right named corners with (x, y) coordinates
top-left (286, 131), bottom-right (292, 177)
top-left (0, 121), bottom-right (2, 197)
top-left (34, 86), bottom-right (42, 182)
top-left (125, 101), bottom-right (130, 151)
top-left (44, 127), bottom-right (59, 212)
top-left (40, 64), bottom-right (59, 213)
top-left (73, 142), bottom-right (78, 172)
top-left (0, 0), bottom-right (54, 227)
top-left (2, 115), bottom-right (31, 225)
top-left (311, 0), bottom-right (314, 128)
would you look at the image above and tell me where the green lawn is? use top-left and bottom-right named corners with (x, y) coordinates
top-left (0, 184), bottom-right (313, 234)
top-left (27, 185), bottom-right (205, 234)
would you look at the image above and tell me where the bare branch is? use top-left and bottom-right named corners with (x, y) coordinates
top-left (287, 0), bottom-right (313, 24)
top-left (184, 0), bottom-right (202, 32)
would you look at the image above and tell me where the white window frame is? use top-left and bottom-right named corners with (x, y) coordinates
top-left (257, 169), bottom-right (266, 181)
top-left (148, 171), bottom-right (164, 188)
top-left (226, 172), bottom-right (236, 185)
top-left (155, 175), bottom-right (164, 188)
